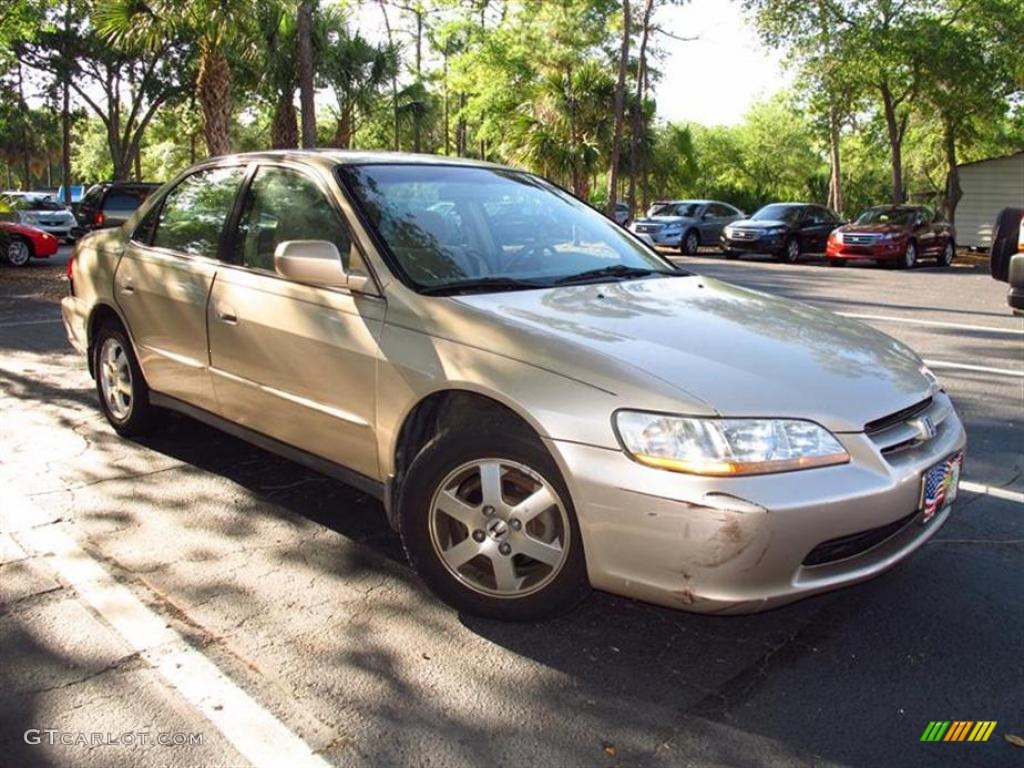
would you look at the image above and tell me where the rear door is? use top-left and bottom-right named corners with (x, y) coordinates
top-left (114, 164), bottom-right (247, 410)
top-left (801, 206), bottom-right (834, 251)
top-left (207, 163), bottom-right (384, 479)
top-left (915, 207), bottom-right (940, 255)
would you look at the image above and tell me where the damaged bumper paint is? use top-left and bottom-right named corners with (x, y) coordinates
top-left (543, 400), bottom-right (966, 614)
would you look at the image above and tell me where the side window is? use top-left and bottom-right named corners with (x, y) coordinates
top-left (233, 166), bottom-right (352, 272)
top-left (709, 203), bottom-right (732, 218)
top-left (806, 207), bottom-right (828, 225)
top-left (152, 166), bottom-right (246, 258)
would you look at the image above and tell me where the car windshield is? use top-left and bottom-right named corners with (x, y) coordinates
top-left (339, 164), bottom-right (677, 293)
top-left (5, 196), bottom-right (64, 211)
top-left (751, 204), bottom-right (802, 224)
top-left (651, 202), bottom-right (698, 218)
top-left (856, 208), bottom-right (916, 225)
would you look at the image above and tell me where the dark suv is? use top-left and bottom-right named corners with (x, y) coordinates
top-left (721, 203), bottom-right (842, 263)
top-left (73, 182), bottom-right (161, 236)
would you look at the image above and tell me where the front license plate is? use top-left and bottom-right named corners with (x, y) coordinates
top-left (919, 451), bottom-right (963, 523)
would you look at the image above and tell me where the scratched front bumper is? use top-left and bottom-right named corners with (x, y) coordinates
top-left (544, 407), bottom-right (966, 614)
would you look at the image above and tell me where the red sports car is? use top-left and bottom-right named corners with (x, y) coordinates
top-left (1, 221), bottom-right (60, 267)
top-left (826, 205), bottom-right (956, 269)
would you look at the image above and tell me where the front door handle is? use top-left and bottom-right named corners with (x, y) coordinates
top-left (215, 303), bottom-right (238, 324)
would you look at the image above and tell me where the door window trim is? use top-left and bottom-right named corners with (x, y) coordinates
top-left (218, 160), bottom-right (383, 298)
top-left (128, 160), bottom-right (250, 266)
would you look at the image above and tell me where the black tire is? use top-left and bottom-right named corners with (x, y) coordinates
top-left (92, 321), bottom-right (156, 437)
top-left (937, 239), bottom-right (954, 267)
top-left (398, 429), bottom-right (590, 621)
top-left (781, 236), bottom-right (800, 263)
top-left (6, 236), bottom-right (32, 267)
top-left (898, 239), bottom-right (917, 269)
top-left (680, 228), bottom-right (700, 256)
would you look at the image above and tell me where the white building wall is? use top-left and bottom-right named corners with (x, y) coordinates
top-left (957, 153), bottom-right (1024, 248)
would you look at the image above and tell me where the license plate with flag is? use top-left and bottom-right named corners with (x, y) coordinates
top-left (920, 451), bottom-right (963, 523)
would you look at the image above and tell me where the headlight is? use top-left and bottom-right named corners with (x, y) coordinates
top-left (21, 212), bottom-right (38, 223)
top-left (614, 411), bottom-right (849, 476)
top-left (765, 226), bottom-right (787, 235)
top-left (723, 226), bottom-right (735, 237)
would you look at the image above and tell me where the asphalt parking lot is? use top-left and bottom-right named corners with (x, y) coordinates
top-left (1, 247), bottom-right (1021, 767)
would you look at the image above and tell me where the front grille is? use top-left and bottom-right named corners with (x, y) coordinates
top-left (865, 397), bottom-right (933, 435)
top-left (730, 230), bottom-right (760, 240)
top-left (636, 224), bottom-right (662, 234)
top-left (802, 510), bottom-right (918, 566)
top-left (843, 233), bottom-right (880, 246)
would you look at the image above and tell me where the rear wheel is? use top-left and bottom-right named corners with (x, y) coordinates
top-left (899, 240), bottom-right (917, 269)
top-left (399, 430), bottom-right (590, 621)
top-left (680, 229), bottom-right (700, 256)
top-left (92, 322), bottom-right (156, 436)
top-left (6, 237), bottom-right (31, 267)
top-left (937, 240), bottom-right (954, 267)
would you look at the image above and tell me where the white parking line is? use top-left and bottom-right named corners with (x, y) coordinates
top-left (8, 492), bottom-right (332, 768)
top-left (838, 312), bottom-right (1024, 336)
top-left (921, 359), bottom-right (1024, 378)
top-left (960, 482), bottom-right (1024, 504)
top-left (0, 318), bottom-right (63, 328)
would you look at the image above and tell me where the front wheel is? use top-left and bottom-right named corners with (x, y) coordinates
top-left (399, 430), bottom-right (590, 621)
top-left (937, 240), bottom-right (954, 267)
top-left (680, 229), bottom-right (700, 256)
top-left (899, 240), bottom-right (917, 269)
top-left (6, 237), bottom-right (31, 267)
top-left (781, 237), bottom-right (800, 263)
top-left (92, 322), bottom-right (156, 436)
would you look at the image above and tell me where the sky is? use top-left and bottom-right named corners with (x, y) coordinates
top-left (646, 0), bottom-right (792, 125)
top-left (351, 0), bottom-right (791, 127)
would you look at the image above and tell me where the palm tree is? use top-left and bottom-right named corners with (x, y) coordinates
top-left (250, 4), bottom-right (299, 149)
top-left (504, 61), bottom-right (614, 198)
top-left (96, 0), bottom-right (243, 156)
top-left (320, 26), bottom-right (398, 149)
top-left (297, 0), bottom-right (316, 147)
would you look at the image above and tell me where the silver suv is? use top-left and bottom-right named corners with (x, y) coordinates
top-left (62, 151), bottom-right (965, 620)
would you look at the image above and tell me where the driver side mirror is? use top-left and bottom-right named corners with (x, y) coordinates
top-left (274, 240), bottom-right (370, 292)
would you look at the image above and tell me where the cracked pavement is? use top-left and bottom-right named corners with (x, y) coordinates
top-left (1, 249), bottom-right (1021, 767)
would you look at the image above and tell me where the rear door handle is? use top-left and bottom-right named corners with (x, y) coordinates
top-left (119, 276), bottom-right (135, 294)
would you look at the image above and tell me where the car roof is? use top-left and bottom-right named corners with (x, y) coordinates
top-left (189, 149), bottom-right (512, 173)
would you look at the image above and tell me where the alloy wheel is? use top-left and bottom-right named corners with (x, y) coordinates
top-left (99, 337), bottom-right (133, 421)
top-left (939, 241), bottom-right (954, 267)
top-left (785, 238), bottom-right (800, 263)
top-left (6, 240), bottom-right (30, 267)
top-left (903, 241), bottom-right (917, 269)
top-left (683, 231), bottom-right (699, 255)
top-left (428, 458), bottom-right (570, 598)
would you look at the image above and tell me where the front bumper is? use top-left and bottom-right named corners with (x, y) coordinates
top-left (61, 296), bottom-right (89, 355)
top-left (721, 234), bottom-right (785, 253)
top-left (632, 229), bottom-right (683, 247)
top-left (30, 222), bottom-right (74, 240)
top-left (826, 241), bottom-right (903, 261)
top-left (546, 396), bottom-right (966, 614)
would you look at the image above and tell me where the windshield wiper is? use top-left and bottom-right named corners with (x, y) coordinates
top-left (420, 276), bottom-right (549, 296)
top-left (553, 264), bottom-right (669, 286)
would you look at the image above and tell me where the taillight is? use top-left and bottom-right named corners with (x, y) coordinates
top-left (67, 248), bottom-right (76, 296)
top-left (94, 212), bottom-right (104, 227)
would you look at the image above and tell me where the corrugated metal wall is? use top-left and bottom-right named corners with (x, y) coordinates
top-left (957, 153), bottom-right (1024, 248)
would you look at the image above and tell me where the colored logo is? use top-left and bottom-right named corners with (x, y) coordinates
top-left (920, 721), bottom-right (997, 742)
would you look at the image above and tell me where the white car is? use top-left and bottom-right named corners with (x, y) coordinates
top-left (0, 192), bottom-right (77, 241)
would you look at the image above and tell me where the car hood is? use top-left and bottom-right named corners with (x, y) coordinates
top-left (632, 215), bottom-right (696, 227)
top-left (451, 275), bottom-right (934, 432)
top-left (839, 222), bottom-right (907, 235)
top-left (731, 219), bottom-right (788, 229)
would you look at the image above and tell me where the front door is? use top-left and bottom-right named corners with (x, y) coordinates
top-left (115, 165), bottom-right (247, 410)
top-left (207, 164), bottom-right (384, 479)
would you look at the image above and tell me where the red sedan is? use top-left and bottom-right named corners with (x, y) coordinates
top-left (827, 205), bottom-right (956, 269)
top-left (1, 221), bottom-right (60, 267)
